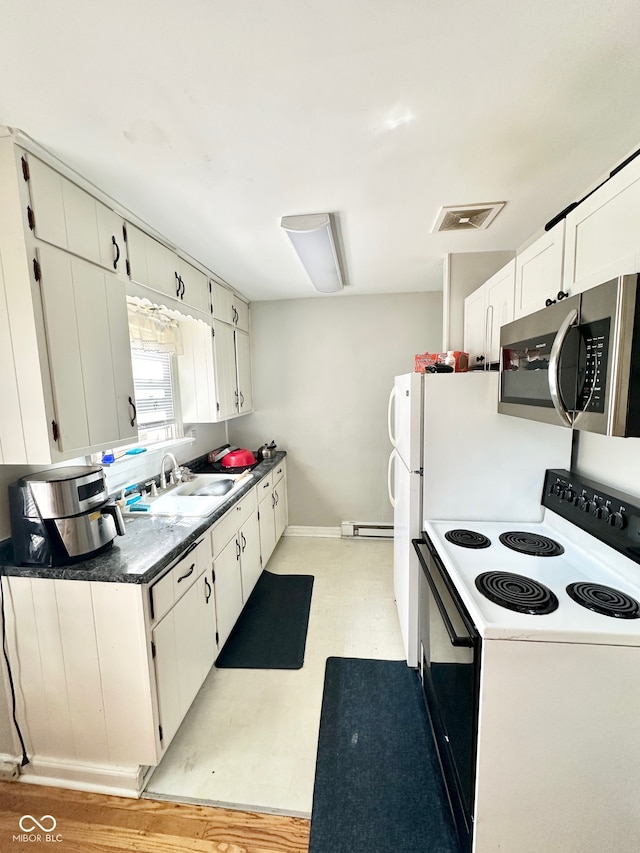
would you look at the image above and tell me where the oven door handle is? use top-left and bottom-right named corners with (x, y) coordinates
top-left (548, 307), bottom-right (578, 427)
top-left (413, 538), bottom-right (474, 648)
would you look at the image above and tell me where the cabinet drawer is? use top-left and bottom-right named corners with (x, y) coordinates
top-left (272, 461), bottom-right (286, 485)
top-left (211, 488), bottom-right (258, 557)
top-left (150, 539), bottom-right (203, 622)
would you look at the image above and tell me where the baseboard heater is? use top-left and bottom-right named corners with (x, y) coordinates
top-left (341, 522), bottom-right (393, 539)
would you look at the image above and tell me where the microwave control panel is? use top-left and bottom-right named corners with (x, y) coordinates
top-left (576, 317), bottom-right (610, 414)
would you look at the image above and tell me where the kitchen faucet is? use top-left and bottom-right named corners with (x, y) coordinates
top-left (159, 452), bottom-right (179, 490)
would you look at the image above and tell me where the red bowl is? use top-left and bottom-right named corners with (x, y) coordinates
top-left (220, 448), bottom-right (257, 467)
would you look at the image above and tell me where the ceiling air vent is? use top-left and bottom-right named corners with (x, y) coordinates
top-left (432, 202), bottom-right (505, 233)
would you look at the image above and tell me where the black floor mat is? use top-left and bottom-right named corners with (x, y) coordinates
top-left (309, 657), bottom-right (460, 853)
top-left (215, 571), bottom-right (314, 669)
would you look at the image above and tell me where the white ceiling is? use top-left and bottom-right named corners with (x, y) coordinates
top-left (2, 0), bottom-right (640, 301)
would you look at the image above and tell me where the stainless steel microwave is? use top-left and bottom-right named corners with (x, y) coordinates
top-left (498, 274), bottom-right (640, 436)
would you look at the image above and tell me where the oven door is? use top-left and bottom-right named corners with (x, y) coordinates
top-left (498, 294), bottom-right (581, 428)
top-left (414, 535), bottom-right (480, 853)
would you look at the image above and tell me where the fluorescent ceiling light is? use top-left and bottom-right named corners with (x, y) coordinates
top-left (281, 213), bottom-right (344, 293)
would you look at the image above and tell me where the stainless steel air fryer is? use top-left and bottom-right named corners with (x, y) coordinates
top-left (9, 465), bottom-right (125, 567)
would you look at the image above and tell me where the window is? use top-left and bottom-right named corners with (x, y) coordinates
top-left (130, 347), bottom-right (181, 443)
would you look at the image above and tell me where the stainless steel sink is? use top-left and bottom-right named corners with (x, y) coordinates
top-left (127, 473), bottom-right (251, 517)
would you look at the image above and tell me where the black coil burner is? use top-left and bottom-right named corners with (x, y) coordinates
top-left (444, 529), bottom-right (491, 549)
top-left (475, 571), bottom-right (559, 615)
top-left (566, 582), bottom-right (640, 619)
top-left (499, 531), bottom-right (564, 557)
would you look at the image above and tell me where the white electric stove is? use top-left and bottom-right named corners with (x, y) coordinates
top-left (414, 468), bottom-right (640, 853)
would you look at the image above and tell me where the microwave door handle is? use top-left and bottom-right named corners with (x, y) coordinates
top-left (548, 307), bottom-right (578, 427)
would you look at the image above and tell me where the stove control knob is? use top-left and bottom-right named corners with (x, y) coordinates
top-left (561, 487), bottom-right (575, 502)
top-left (550, 482), bottom-right (563, 497)
top-left (578, 494), bottom-right (591, 512)
top-left (608, 511), bottom-right (626, 530)
top-left (596, 503), bottom-right (612, 522)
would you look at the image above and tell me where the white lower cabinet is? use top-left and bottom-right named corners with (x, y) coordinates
top-left (258, 462), bottom-right (288, 566)
top-left (2, 463), bottom-right (286, 795)
top-left (149, 535), bottom-right (215, 750)
top-left (211, 489), bottom-right (261, 648)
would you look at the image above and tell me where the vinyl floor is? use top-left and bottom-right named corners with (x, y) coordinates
top-left (144, 535), bottom-right (405, 816)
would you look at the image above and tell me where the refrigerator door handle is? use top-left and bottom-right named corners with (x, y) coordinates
top-left (387, 449), bottom-right (397, 507)
top-left (387, 386), bottom-right (397, 446)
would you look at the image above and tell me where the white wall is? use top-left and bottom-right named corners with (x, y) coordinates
top-left (574, 432), bottom-right (640, 499)
top-left (230, 292), bottom-right (443, 529)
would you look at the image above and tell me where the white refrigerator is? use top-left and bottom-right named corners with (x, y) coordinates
top-left (388, 370), bottom-right (573, 667)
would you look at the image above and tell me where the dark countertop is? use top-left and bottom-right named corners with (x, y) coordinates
top-left (0, 452), bottom-right (286, 586)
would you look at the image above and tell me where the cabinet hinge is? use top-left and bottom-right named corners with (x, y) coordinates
top-left (126, 259), bottom-right (131, 277)
top-left (21, 155), bottom-right (29, 181)
top-left (215, 631), bottom-right (219, 645)
top-left (149, 589), bottom-right (155, 621)
top-left (212, 568), bottom-right (216, 583)
top-left (151, 641), bottom-right (156, 659)
top-left (33, 257), bottom-right (41, 281)
top-left (208, 281), bottom-right (212, 293)
top-left (122, 223), bottom-right (128, 242)
top-left (159, 725), bottom-right (163, 742)
top-left (216, 402), bottom-right (220, 412)
top-left (26, 206), bottom-right (35, 231)
top-left (51, 420), bottom-right (59, 441)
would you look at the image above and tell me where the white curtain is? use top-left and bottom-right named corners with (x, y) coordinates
top-left (127, 296), bottom-right (184, 355)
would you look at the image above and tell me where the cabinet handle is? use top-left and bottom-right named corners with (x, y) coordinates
top-left (241, 532), bottom-right (246, 552)
top-left (263, 482), bottom-right (270, 489)
top-left (204, 576), bottom-right (212, 603)
top-left (175, 271), bottom-right (180, 297)
top-left (112, 235), bottom-right (121, 269)
top-left (177, 563), bottom-right (195, 583)
top-left (235, 539), bottom-right (241, 560)
top-left (274, 490), bottom-right (279, 505)
top-left (128, 396), bottom-right (137, 427)
top-left (239, 391), bottom-right (245, 408)
top-left (272, 494), bottom-right (275, 509)
top-left (179, 275), bottom-right (185, 299)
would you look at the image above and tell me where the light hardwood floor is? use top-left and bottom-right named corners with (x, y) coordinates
top-left (0, 781), bottom-right (310, 852)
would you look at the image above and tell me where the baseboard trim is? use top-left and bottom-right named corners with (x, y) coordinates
top-left (283, 526), bottom-right (342, 538)
top-left (17, 756), bottom-right (148, 798)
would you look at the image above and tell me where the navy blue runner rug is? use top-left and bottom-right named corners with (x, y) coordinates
top-left (309, 657), bottom-right (460, 853)
top-left (215, 571), bottom-right (313, 669)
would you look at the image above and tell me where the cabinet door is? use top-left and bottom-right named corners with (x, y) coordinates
top-left (173, 576), bottom-right (214, 714)
top-left (233, 298), bottom-right (250, 332)
top-left (178, 258), bottom-right (209, 315)
top-left (145, 234), bottom-right (180, 300)
top-left (213, 535), bottom-right (244, 649)
top-left (239, 510), bottom-right (262, 601)
top-left (463, 286), bottom-right (487, 368)
top-left (37, 244), bottom-right (136, 452)
top-left (25, 154), bottom-right (123, 273)
top-left (177, 317), bottom-right (218, 423)
top-left (258, 490), bottom-right (277, 567)
top-left (485, 260), bottom-right (515, 363)
top-left (273, 480), bottom-right (288, 542)
top-left (152, 610), bottom-right (182, 748)
top-left (563, 154), bottom-right (640, 294)
top-left (212, 321), bottom-right (238, 420)
top-left (514, 224), bottom-right (565, 319)
top-left (235, 329), bottom-right (253, 414)
top-left (211, 281), bottom-right (234, 324)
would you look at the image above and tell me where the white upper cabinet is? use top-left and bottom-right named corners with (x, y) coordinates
top-left (235, 329), bottom-right (253, 414)
top-left (210, 279), bottom-right (250, 331)
top-left (514, 222), bottom-right (565, 318)
top-left (22, 152), bottom-right (126, 275)
top-left (212, 320), bottom-right (239, 420)
top-left (125, 222), bottom-right (209, 316)
top-left (463, 260), bottom-right (515, 366)
top-left (37, 244), bottom-right (137, 451)
top-left (563, 154), bottom-right (640, 295)
top-left (0, 137), bottom-right (137, 463)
